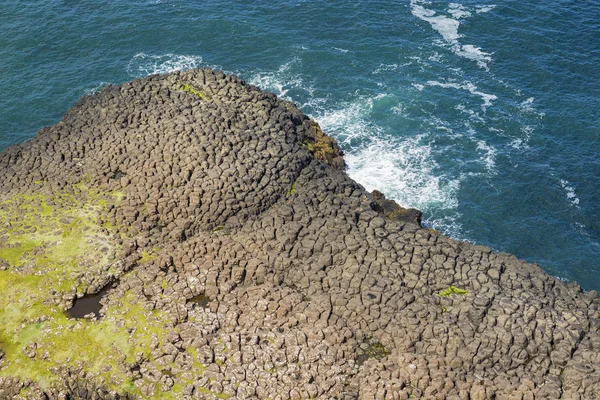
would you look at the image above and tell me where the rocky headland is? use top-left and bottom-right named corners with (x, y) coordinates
top-left (0, 69), bottom-right (598, 399)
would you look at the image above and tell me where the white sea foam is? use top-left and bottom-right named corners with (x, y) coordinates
top-left (476, 140), bottom-right (496, 172)
top-left (509, 124), bottom-right (533, 150)
top-left (522, 97), bottom-right (534, 106)
top-left (519, 97), bottom-right (545, 118)
top-left (411, 2), bottom-right (461, 42)
top-left (410, 0), bottom-right (493, 70)
top-left (476, 5), bottom-right (496, 13)
top-left (448, 3), bottom-right (472, 19)
top-left (84, 81), bottom-right (110, 95)
top-left (372, 63), bottom-right (400, 75)
top-left (454, 104), bottom-right (485, 122)
top-left (426, 80), bottom-right (497, 110)
top-left (454, 44), bottom-right (493, 69)
top-left (334, 47), bottom-right (349, 53)
top-left (247, 57), bottom-right (314, 101)
top-left (560, 179), bottom-right (581, 207)
top-left (126, 53), bottom-right (204, 77)
top-left (314, 96), bottom-right (379, 145)
top-left (512, 125), bottom-right (535, 149)
top-left (391, 103), bottom-right (406, 116)
top-left (315, 96), bottom-right (461, 215)
top-left (428, 52), bottom-right (444, 63)
top-left (427, 215), bottom-right (466, 241)
top-left (344, 136), bottom-right (461, 212)
top-left (509, 138), bottom-right (526, 149)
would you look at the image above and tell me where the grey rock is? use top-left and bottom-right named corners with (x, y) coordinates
top-left (0, 68), bottom-right (599, 400)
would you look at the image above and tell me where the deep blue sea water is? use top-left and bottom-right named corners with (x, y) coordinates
top-left (1, 1), bottom-right (599, 289)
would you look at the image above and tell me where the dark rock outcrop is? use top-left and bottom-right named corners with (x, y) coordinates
top-left (371, 190), bottom-right (422, 225)
top-left (0, 69), bottom-right (598, 399)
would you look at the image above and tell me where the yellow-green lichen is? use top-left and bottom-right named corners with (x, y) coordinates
top-left (180, 84), bottom-right (209, 100)
top-left (0, 185), bottom-right (155, 393)
top-left (438, 286), bottom-right (469, 297)
top-left (0, 187), bottom-right (221, 397)
top-left (139, 249), bottom-right (158, 264)
top-left (304, 123), bottom-right (343, 169)
top-left (286, 182), bottom-right (297, 197)
top-left (197, 387), bottom-right (230, 399)
top-left (302, 140), bottom-right (315, 152)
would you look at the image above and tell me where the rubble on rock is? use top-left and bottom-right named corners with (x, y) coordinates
top-left (0, 69), bottom-right (598, 399)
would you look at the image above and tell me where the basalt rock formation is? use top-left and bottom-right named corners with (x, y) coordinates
top-left (0, 69), bottom-right (599, 400)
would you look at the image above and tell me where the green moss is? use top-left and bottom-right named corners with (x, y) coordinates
top-left (286, 182), bottom-right (297, 197)
top-left (0, 242), bottom-right (38, 266)
top-left (196, 388), bottom-right (230, 399)
top-left (185, 347), bottom-right (207, 373)
top-left (0, 185), bottom-right (217, 397)
top-left (0, 184), bottom-right (157, 393)
top-left (302, 140), bottom-right (315, 152)
top-left (139, 250), bottom-right (156, 264)
top-left (166, 348), bottom-right (219, 399)
top-left (119, 379), bottom-right (137, 394)
top-left (305, 123), bottom-right (342, 169)
top-left (0, 274), bottom-right (144, 388)
top-left (180, 84), bottom-right (209, 100)
top-left (111, 191), bottom-right (126, 203)
top-left (438, 286), bottom-right (469, 297)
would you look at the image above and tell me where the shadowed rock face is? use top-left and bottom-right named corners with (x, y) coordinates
top-left (0, 69), bottom-right (599, 399)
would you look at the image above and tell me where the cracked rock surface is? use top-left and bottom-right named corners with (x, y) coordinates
top-left (0, 69), bottom-right (599, 399)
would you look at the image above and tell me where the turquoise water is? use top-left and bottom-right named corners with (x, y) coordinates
top-left (1, 1), bottom-right (599, 289)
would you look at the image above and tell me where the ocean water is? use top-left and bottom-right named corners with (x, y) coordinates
top-left (1, 1), bottom-right (599, 289)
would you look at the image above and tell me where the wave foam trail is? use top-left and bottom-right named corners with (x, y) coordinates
top-left (411, 2), bottom-right (461, 43)
top-left (560, 179), bottom-right (581, 207)
top-left (410, 0), bottom-right (493, 70)
top-left (476, 5), bottom-right (496, 14)
top-left (426, 80), bottom-right (497, 110)
top-left (127, 53), bottom-right (204, 78)
top-left (476, 140), bottom-right (496, 172)
top-left (448, 3), bottom-right (472, 19)
top-left (454, 45), bottom-right (492, 70)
